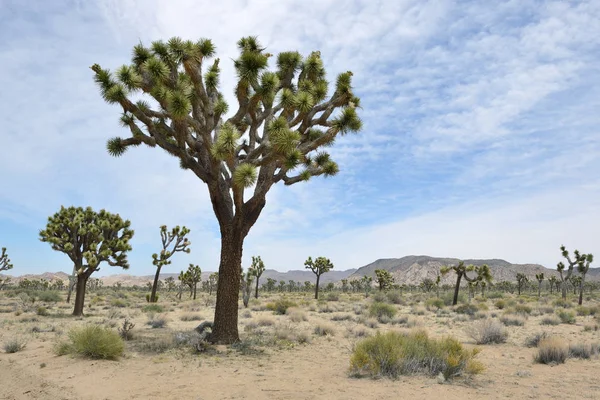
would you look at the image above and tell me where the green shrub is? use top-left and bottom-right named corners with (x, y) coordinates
top-left (372, 292), bottom-right (387, 303)
top-left (576, 306), bottom-right (594, 316)
top-left (454, 303), bottom-right (478, 316)
top-left (557, 310), bottom-right (576, 324)
top-left (499, 315), bottom-right (525, 327)
top-left (535, 337), bottom-right (568, 364)
top-left (142, 304), bottom-right (164, 313)
top-left (467, 319), bottom-right (508, 344)
top-left (494, 300), bottom-right (506, 310)
top-left (540, 316), bottom-right (561, 326)
top-left (369, 302), bottom-right (397, 322)
top-left (147, 314), bottom-right (168, 328)
top-left (425, 298), bottom-right (444, 311)
top-left (553, 298), bottom-right (572, 308)
top-left (3, 338), bottom-right (26, 353)
top-left (514, 304), bottom-right (532, 315)
top-left (110, 299), bottom-right (128, 308)
top-left (145, 293), bottom-right (159, 302)
top-left (36, 306), bottom-right (49, 316)
top-left (56, 325), bottom-right (124, 360)
top-left (350, 330), bottom-right (484, 380)
top-left (37, 291), bottom-right (62, 303)
top-left (266, 298), bottom-right (297, 315)
top-left (325, 293), bottom-right (339, 302)
top-left (442, 292), bottom-right (466, 306)
top-left (386, 291), bottom-right (404, 305)
top-left (314, 322), bottom-right (336, 336)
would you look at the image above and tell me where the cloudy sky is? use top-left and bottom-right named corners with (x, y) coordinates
top-left (1, 0), bottom-right (599, 276)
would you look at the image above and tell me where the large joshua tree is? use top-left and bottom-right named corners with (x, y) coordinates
top-left (557, 245), bottom-right (593, 302)
top-left (91, 36), bottom-right (361, 343)
top-left (441, 262), bottom-right (492, 306)
top-left (150, 225), bottom-right (191, 302)
top-left (39, 206), bottom-right (133, 316)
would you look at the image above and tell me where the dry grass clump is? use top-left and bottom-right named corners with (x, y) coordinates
top-left (568, 343), bottom-right (600, 359)
top-left (557, 310), bottom-right (576, 324)
top-left (583, 323), bottom-right (599, 332)
top-left (314, 322), bottom-right (336, 336)
top-left (499, 315), bottom-right (526, 327)
top-left (369, 302), bottom-right (397, 322)
top-left (466, 319), bottom-right (508, 344)
top-left (540, 316), bottom-right (561, 326)
top-left (55, 325), bottom-right (124, 360)
top-left (180, 313), bottom-right (203, 321)
top-left (535, 337), bottom-right (568, 365)
top-left (146, 313), bottom-right (168, 328)
top-left (3, 337), bottom-right (26, 353)
top-left (349, 330), bottom-right (483, 380)
top-left (524, 332), bottom-right (549, 348)
top-left (286, 307), bottom-right (308, 322)
top-left (331, 313), bottom-right (353, 322)
top-left (256, 317), bottom-right (275, 327)
top-left (266, 298), bottom-right (297, 315)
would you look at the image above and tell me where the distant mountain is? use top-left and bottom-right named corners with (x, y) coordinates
top-left (348, 255), bottom-right (600, 285)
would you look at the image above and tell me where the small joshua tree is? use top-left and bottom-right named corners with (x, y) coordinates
top-left (535, 273), bottom-right (544, 297)
top-left (208, 272), bottom-right (219, 296)
top-left (557, 245), bottom-right (593, 302)
top-left (441, 262), bottom-right (492, 306)
top-left (574, 252), bottom-right (593, 305)
top-left (516, 273), bottom-right (528, 296)
top-left (240, 267), bottom-right (254, 308)
top-left (0, 248), bottom-right (13, 273)
top-left (374, 269), bottom-right (395, 291)
top-left (39, 206), bottom-right (133, 316)
top-left (248, 256), bottom-right (265, 299)
top-left (304, 256), bottom-right (333, 299)
top-left (548, 275), bottom-right (558, 294)
top-left (164, 276), bottom-right (176, 292)
top-left (186, 264), bottom-right (202, 300)
top-left (150, 225), bottom-right (191, 302)
top-left (361, 275), bottom-right (373, 297)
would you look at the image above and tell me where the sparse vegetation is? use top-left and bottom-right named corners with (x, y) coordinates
top-left (467, 319), bottom-right (508, 344)
top-left (535, 337), bottom-right (568, 365)
top-left (3, 337), bottom-right (26, 353)
top-left (56, 325), bottom-right (124, 360)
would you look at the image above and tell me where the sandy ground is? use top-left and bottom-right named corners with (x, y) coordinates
top-left (1, 293), bottom-right (600, 400)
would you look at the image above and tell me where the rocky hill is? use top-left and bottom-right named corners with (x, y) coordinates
top-left (348, 255), bottom-right (599, 285)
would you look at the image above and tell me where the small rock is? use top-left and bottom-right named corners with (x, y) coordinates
top-left (437, 373), bottom-right (446, 384)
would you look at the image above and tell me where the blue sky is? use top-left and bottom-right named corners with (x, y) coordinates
top-left (0, 0), bottom-right (599, 276)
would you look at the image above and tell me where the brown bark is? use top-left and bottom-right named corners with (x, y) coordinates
top-left (314, 274), bottom-right (321, 300)
top-left (72, 274), bottom-right (89, 316)
top-left (254, 274), bottom-right (260, 299)
top-left (150, 266), bottom-right (161, 302)
top-left (452, 273), bottom-right (462, 306)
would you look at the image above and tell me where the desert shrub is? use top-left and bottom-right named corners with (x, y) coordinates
top-left (538, 306), bottom-right (554, 314)
top-left (514, 304), bottom-right (532, 315)
top-left (266, 299), bottom-right (297, 315)
top-left (442, 292), bottom-right (466, 306)
top-left (142, 304), bottom-right (163, 313)
top-left (133, 335), bottom-right (178, 354)
top-left (325, 293), bottom-right (339, 302)
top-left (568, 343), bottom-right (599, 359)
top-left (36, 306), bottom-right (49, 316)
top-left (56, 325), bottom-right (124, 360)
top-left (369, 302), bottom-right (397, 321)
top-left (118, 318), bottom-right (135, 340)
top-left (540, 316), bottom-right (561, 326)
top-left (426, 298), bottom-right (444, 311)
top-left (535, 337), bottom-right (568, 364)
top-left (318, 303), bottom-right (338, 313)
top-left (241, 310), bottom-right (252, 319)
top-left (331, 313), bottom-right (353, 322)
top-left (349, 330), bottom-right (483, 380)
top-left (3, 337), bottom-right (26, 353)
top-left (363, 318), bottom-right (379, 329)
top-left (146, 314), bottom-right (168, 328)
top-left (180, 313), bottom-right (203, 321)
top-left (372, 292), bottom-right (387, 303)
top-left (411, 307), bottom-right (426, 316)
top-left (576, 306), bottom-right (595, 316)
top-left (486, 291), bottom-right (504, 299)
top-left (37, 291), bottom-right (61, 303)
top-left (500, 315), bottom-right (526, 327)
top-left (286, 307), bottom-right (308, 323)
top-left (145, 293), bottom-right (159, 302)
top-left (107, 309), bottom-right (124, 319)
top-left (386, 291), bottom-right (404, 305)
top-left (295, 330), bottom-right (312, 344)
top-left (553, 298), bottom-right (572, 308)
top-left (454, 303), bottom-right (478, 316)
top-left (477, 303), bottom-right (489, 311)
top-left (110, 299), bottom-right (128, 308)
top-left (314, 322), bottom-right (336, 336)
top-left (467, 319), bottom-right (507, 344)
top-left (583, 323), bottom-right (599, 332)
top-left (256, 317), bottom-right (275, 327)
top-left (557, 310), bottom-right (576, 324)
top-left (347, 326), bottom-right (370, 338)
top-left (524, 332), bottom-right (549, 348)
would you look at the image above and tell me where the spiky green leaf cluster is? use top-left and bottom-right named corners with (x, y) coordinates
top-left (211, 123), bottom-right (241, 160)
top-left (232, 163), bottom-right (258, 188)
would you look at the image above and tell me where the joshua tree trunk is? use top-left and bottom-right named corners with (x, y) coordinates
top-left (66, 266), bottom-right (77, 303)
top-left (538, 282), bottom-right (542, 297)
top-left (452, 273), bottom-right (463, 306)
top-left (150, 266), bottom-right (161, 303)
top-left (562, 283), bottom-right (568, 300)
top-left (73, 274), bottom-right (89, 316)
top-left (578, 278), bottom-right (585, 305)
top-left (254, 276), bottom-right (260, 299)
top-left (314, 274), bottom-right (321, 300)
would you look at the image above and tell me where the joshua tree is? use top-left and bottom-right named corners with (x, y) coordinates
top-left (515, 273), bottom-right (528, 296)
top-left (374, 269), bottom-right (395, 291)
top-left (361, 275), bottom-right (373, 297)
top-left (265, 278), bottom-right (277, 292)
top-left (548, 275), bottom-right (558, 294)
top-left (186, 264), bottom-right (202, 300)
top-left (39, 206), bottom-right (133, 316)
top-left (341, 279), bottom-right (349, 293)
top-left (240, 267), bottom-right (254, 308)
top-left (441, 262), bottom-right (492, 306)
top-left (574, 252), bottom-right (594, 305)
top-left (149, 225), bottom-right (191, 302)
top-left (164, 276), bottom-right (176, 292)
top-left (208, 272), bottom-right (219, 296)
top-left (91, 36), bottom-right (362, 343)
top-left (177, 271), bottom-right (187, 299)
top-left (420, 277), bottom-right (435, 293)
top-left (535, 273), bottom-right (544, 297)
top-left (0, 248), bottom-right (13, 273)
top-left (557, 245), bottom-right (593, 301)
top-left (304, 256), bottom-right (334, 299)
top-left (248, 256), bottom-right (265, 299)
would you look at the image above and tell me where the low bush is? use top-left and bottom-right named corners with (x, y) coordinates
top-left (3, 337), bottom-right (26, 353)
top-left (56, 325), bottom-right (124, 360)
top-left (349, 330), bottom-right (483, 380)
top-left (500, 315), bottom-right (526, 327)
top-left (256, 317), bottom-right (275, 327)
top-left (425, 298), bottom-right (444, 311)
top-left (386, 291), bottom-right (404, 305)
top-left (442, 292), bottom-right (466, 306)
top-left (142, 304), bottom-right (163, 313)
top-left (325, 293), bottom-right (339, 302)
top-left (36, 306), bottom-right (49, 316)
top-left (583, 323), bottom-right (599, 332)
top-left (369, 302), bottom-right (396, 322)
top-left (514, 304), bottom-right (532, 315)
top-left (266, 298), bottom-right (298, 315)
top-left (466, 319), bottom-right (507, 344)
top-left (535, 337), bottom-right (568, 365)
top-left (553, 298), bottom-right (572, 308)
top-left (286, 308), bottom-right (308, 323)
top-left (37, 291), bottom-right (62, 303)
top-left (540, 316), bottom-right (561, 326)
top-left (180, 313), bottom-right (203, 321)
top-left (110, 299), bottom-right (128, 308)
top-left (524, 332), bottom-right (549, 348)
top-left (557, 310), bottom-right (576, 324)
top-left (569, 343), bottom-right (599, 359)
top-left (314, 322), bottom-right (336, 336)
top-left (146, 314), bottom-right (168, 328)
top-left (454, 303), bottom-right (478, 316)
top-left (331, 313), bottom-right (353, 322)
